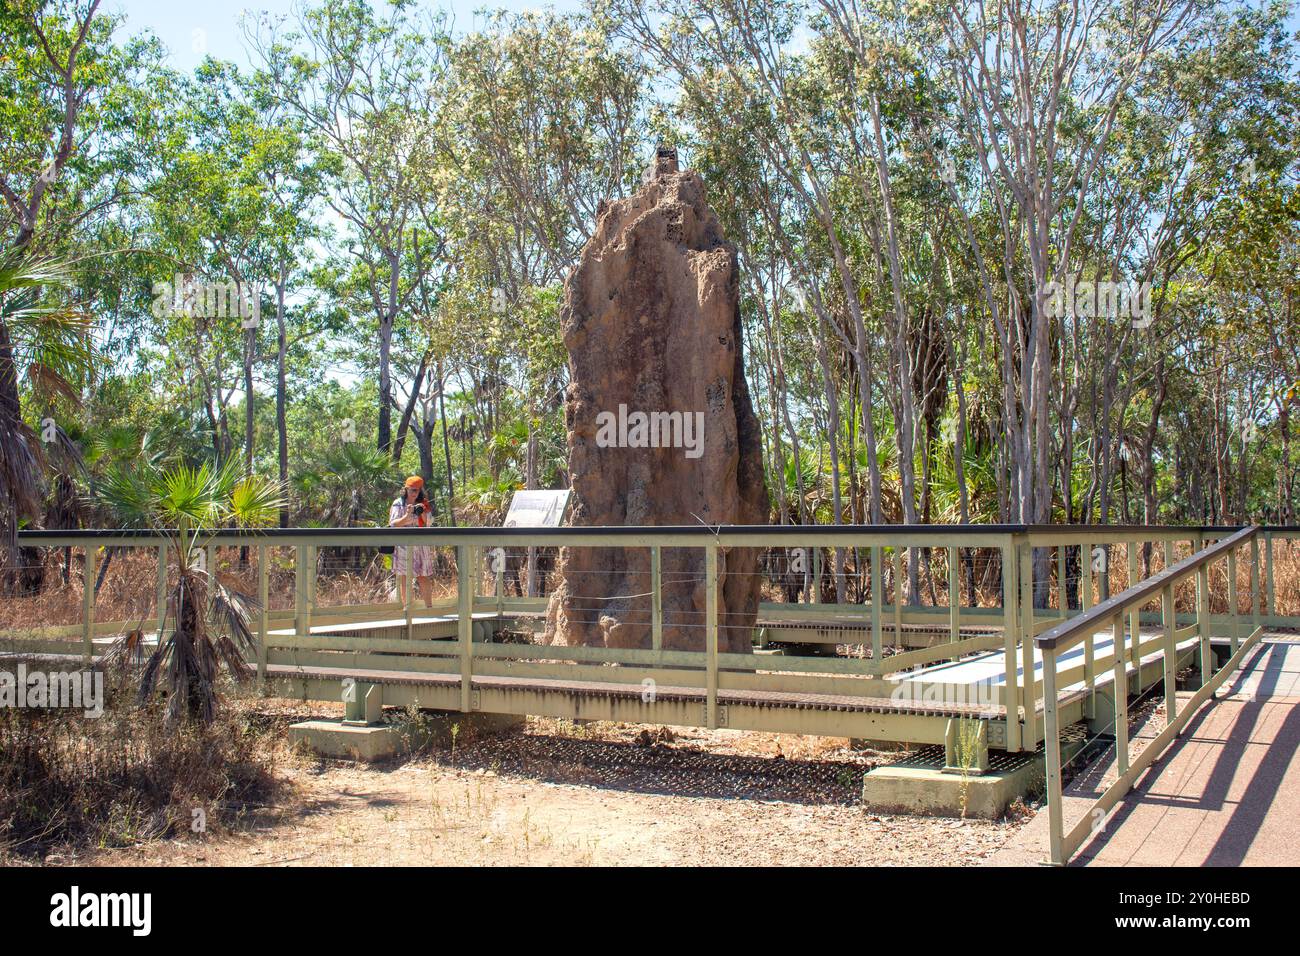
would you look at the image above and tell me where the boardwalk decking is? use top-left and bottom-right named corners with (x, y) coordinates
top-left (1074, 640), bottom-right (1300, 866)
top-left (990, 638), bottom-right (1300, 866)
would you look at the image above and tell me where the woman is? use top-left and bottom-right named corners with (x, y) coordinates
top-left (389, 476), bottom-right (435, 607)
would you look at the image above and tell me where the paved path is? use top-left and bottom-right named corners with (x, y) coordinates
top-left (1074, 640), bottom-right (1300, 866)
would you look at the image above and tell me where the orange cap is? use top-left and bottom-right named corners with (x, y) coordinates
top-left (404, 475), bottom-right (424, 488)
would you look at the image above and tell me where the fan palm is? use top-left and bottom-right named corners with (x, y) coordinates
top-left (318, 442), bottom-right (396, 527)
top-left (97, 456), bottom-right (283, 724)
top-left (297, 443), bottom-right (397, 571)
top-left (460, 469), bottom-right (520, 523)
top-left (0, 251), bottom-right (96, 558)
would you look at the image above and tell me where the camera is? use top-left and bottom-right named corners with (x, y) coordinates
top-left (413, 503), bottom-right (425, 516)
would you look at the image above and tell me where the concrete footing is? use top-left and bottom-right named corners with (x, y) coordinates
top-left (289, 710), bottom-right (524, 762)
top-left (861, 729), bottom-right (1088, 819)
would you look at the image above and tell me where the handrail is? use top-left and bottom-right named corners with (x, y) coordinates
top-left (6, 522), bottom-right (1291, 761)
top-left (1035, 526), bottom-right (1257, 652)
top-left (1038, 524), bottom-right (1263, 865)
top-left (14, 522), bottom-right (1298, 543)
top-left (16, 523), bottom-right (1033, 541)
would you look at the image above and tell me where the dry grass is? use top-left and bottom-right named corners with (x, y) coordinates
top-left (1087, 537), bottom-right (1300, 618)
top-left (0, 666), bottom-right (287, 861)
top-left (72, 713), bottom-right (1025, 867)
top-left (0, 546), bottom-right (482, 635)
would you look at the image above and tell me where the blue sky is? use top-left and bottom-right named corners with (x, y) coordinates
top-left (109, 1), bottom-right (585, 71)
top-left (112, 0), bottom-right (1300, 75)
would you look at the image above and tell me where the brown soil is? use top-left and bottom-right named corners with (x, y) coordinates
top-left (34, 703), bottom-right (1027, 867)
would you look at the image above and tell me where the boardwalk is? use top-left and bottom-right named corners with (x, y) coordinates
top-left (988, 638), bottom-right (1300, 866)
top-left (1074, 640), bottom-right (1300, 866)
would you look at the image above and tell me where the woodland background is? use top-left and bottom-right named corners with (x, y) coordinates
top-left (2, 0), bottom-right (1297, 557)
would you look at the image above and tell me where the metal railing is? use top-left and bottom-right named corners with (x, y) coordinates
top-left (1036, 525), bottom-right (1266, 865)
top-left (5, 523), bottom-right (1296, 751)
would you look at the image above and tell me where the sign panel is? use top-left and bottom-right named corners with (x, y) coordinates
top-left (503, 489), bottom-right (571, 528)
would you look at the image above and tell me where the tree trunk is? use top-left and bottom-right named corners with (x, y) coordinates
top-left (276, 278), bottom-right (289, 528)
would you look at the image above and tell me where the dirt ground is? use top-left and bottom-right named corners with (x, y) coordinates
top-left (24, 700), bottom-right (1030, 867)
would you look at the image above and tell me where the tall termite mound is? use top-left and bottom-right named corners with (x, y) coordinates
top-left (544, 148), bottom-right (768, 653)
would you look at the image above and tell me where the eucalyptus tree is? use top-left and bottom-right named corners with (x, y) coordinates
top-left (0, 0), bottom-right (153, 556)
top-left (0, 0), bottom-right (105, 253)
top-left (925, 0), bottom-right (1205, 596)
top-left (437, 10), bottom-right (648, 491)
top-left (247, 0), bottom-right (449, 455)
top-left (243, 72), bottom-right (329, 521)
top-left (147, 57), bottom-right (326, 528)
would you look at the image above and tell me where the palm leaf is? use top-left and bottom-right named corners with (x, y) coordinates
top-left (96, 457), bottom-right (283, 724)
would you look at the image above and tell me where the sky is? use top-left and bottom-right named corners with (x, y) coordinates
top-left (109, 0), bottom-right (586, 72)
top-left (110, 0), bottom-right (1300, 83)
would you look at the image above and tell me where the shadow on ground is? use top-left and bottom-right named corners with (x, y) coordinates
top-left (403, 725), bottom-right (883, 806)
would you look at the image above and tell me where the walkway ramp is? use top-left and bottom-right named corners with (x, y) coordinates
top-left (1075, 639), bottom-right (1300, 866)
top-left (991, 639), bottom-right (1300, 866)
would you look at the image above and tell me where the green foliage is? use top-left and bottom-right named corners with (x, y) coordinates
top-left (0, 0), bottom-right (1296, 558)
top-left (94, 456), bottom-right (283, 723)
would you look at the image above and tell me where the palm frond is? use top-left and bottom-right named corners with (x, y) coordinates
top-left (227, 473), bottom-right (286, 528)
top-left (95, 460), bottom-right (160, 528)
top-left (95, 460), bottom-right (281, 723)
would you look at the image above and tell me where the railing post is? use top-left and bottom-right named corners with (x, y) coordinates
top-left (1163, 539), bottom-right (1175, 599)
top-left (1042, 643), bottom-right (1064, 865)
top-left (1081, 542), bottom-right (1093, 613)
top-left (257, 543), bottom-right (268, 685)
top-left (307, 543), bottom-right (317, 610)
top-left (947, 545), bottom-right (959, 644)
top-left (1019, 541), bottom-right (1037, 747)
top-left (1057, 545), bottom-right (1068, 615)
top-left (404, 543), bottom-right (415, 639)
top-left (1162, 583), bottom-right (1177, 722)
top-left (155, 543), bottom-right (168, 637)
top-left (294, 545), bottom-right (306, 636)
top-left (892, 546), bottom-right (903, 644)
top-left (1227, 545), bottom-right (1240, 653)
top-left (651, 545), bottom-right (663, 652)
top-left (494, 549), bottom-right (504, 617)
top-left (1082, 541), bottom-right (1094, 719)
top-left (1112, 614), bottom-right (1129, 776)
top-left (812, 546), bottom-right (821, 604)
top-left (1002, 539), bottom-right (1022, 752)
top-left (705, 544), bottom-right (719, 729)
top-left (82, 545), bottom-right (96, 663)
top-left (1127, 542), bottom-right (1141, 667)
top-left (1197, 560), bottom-right (1211, 689)
top-left (1250, 534), bottom-right (1262, 633)
top-left (457, 543), bottom-right (472, 712)
top-left (870, 545), bottom-right (883, 672)
top-left (1264, 530), bottom-right (1275, 619)
top-left (1164, 539), bottom-right (1176, 633)
top-left (302, 545), bottom-right (314, 636)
